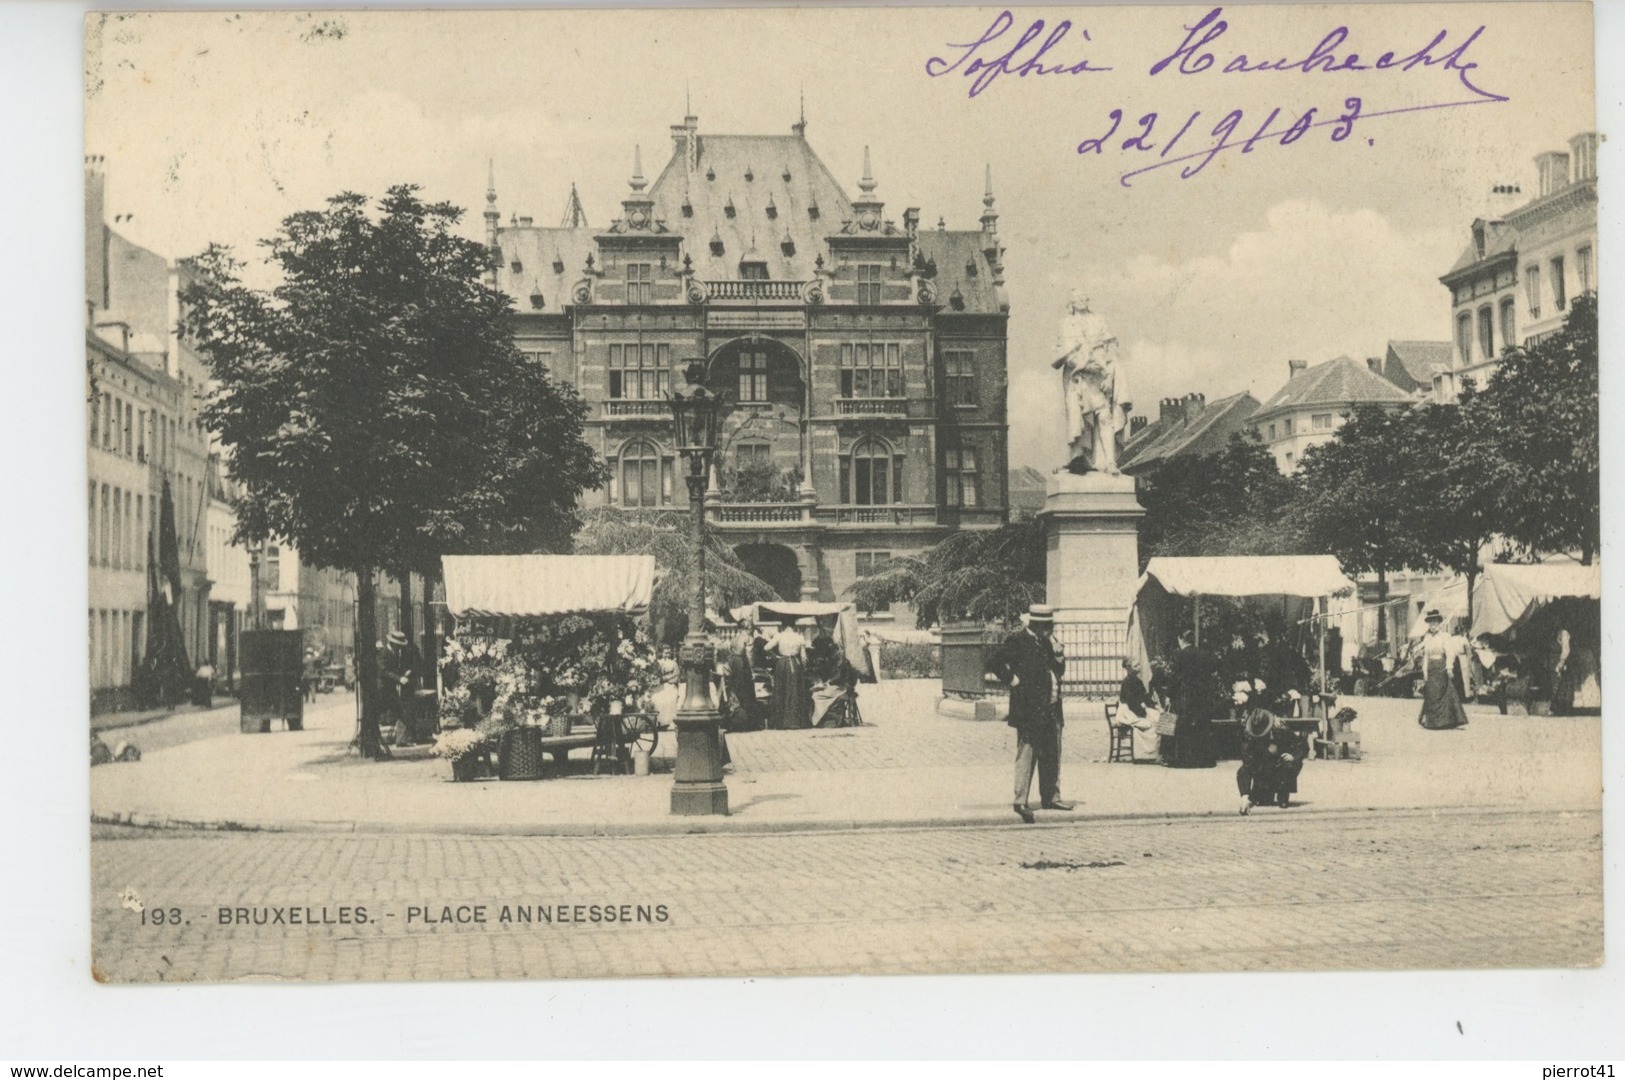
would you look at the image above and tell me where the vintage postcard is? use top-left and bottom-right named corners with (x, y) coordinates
top-left (85, 4), bottom-right (1601, 984)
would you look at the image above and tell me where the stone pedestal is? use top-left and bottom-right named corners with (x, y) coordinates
top-left (1039, 471), bottom-right (1144, 624)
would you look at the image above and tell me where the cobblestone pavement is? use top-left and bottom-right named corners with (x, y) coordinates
top-left (90, 807), bottom-right (1601, 983)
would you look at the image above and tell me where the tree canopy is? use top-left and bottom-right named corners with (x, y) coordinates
top-left (846, 518), bottom-right (1047, 629)
top-left (1473, 293), bottom-right (1599, 563)
top-left (182, 185), bottom-right (605, 755)
top-left (1136, 433), bottom-right (1301, 566)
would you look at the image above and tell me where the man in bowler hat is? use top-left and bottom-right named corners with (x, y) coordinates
top-left (985, 604), bottom-right (1075, 823)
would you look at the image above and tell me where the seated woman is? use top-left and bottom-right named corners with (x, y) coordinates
top-left (1116, 658), bottom-right (1161, 760)
top-left (1236, 705), bottom-right (1307, 813)
top-left (808, 623), bottom-right (862, 728)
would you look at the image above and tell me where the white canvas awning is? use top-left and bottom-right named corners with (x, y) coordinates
top-left (1138, 556), bottom-right (1356, 600)
top-left (442, 554), bottom-right (657, 618)
top-left (1471, 562), bottom-right (1601, 637)
top-left (730, 600), bottom-right (867, 671)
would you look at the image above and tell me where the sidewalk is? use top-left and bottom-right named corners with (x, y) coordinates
top-left (89, 680), bottom-right (1603, 836)
top-left (90, 697), bottom-right (239, 734)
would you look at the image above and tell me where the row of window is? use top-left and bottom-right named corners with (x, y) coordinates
top-left (90, 387), bottom-right (182, 469)
top-left (596, 261), bottom-right (899, 299)
top-left (607, 438), bottom-right (980, 508)
top-left (89, 607), bottom-right (144, 691)
top-left (89, 482), bottom-right (145, 571)
top-left (1259, 413), bottom-right (1336, 442)
top-left (1457, 245), bottom-right (1594, 366)
top-left (593, 343), bottom-right (982, 405)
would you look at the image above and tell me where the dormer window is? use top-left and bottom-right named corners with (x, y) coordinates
top-left (783, 169), bottom-right (793, 183)
top-left (766, 195), bottom-right (778, 219)
top-left (724, 196), bottom-right (736, 219)
top-left (511, 259), bottom-right (523, 273)
top-left (529, 290), bottom-right (544, 310)
top-left (744, 165), bottom-right (754, 182)
top-left (552, 257), bottom-right (565, 274)
top-left (739, 259), bottom-right (769, 281)
top-left (710, 230), bottom-right (725, 257)
top-left (781, 233), bottom-right (796, 257)
top-left (808, 199), bottom-right (820, 220)
top-left (706, 167), bottom-right (716, 181)
top-left (965, 259), bottom-right (978, 278)
top-left (681, 200), bottom-right (693, 218)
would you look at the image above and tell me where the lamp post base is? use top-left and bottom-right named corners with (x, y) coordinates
top-left (669, 721), bottom-right (729, 815)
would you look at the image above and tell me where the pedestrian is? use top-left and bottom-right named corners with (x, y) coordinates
top-left (766, 618), bottom-right (812, 729)
top-left (1235, 705), bottom-right (1306, 814)
top-left (722, 619), bottom-right (762, 732)
top-left (1416, 608), bottom-right (1471, 730)
top-left (1117, 657), bottom-right (1161, 761)
top-left (1164, 628), bottom-right (1219, 768)
top-left (984, 604), bottom-right (1073, 823)
top-left (381, 630), bottom-right (421, 743)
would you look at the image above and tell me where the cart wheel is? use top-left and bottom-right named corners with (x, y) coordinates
top-left (625, 713), bottom-right (659, 757)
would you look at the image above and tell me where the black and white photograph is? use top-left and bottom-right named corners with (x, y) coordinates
top-left (74, 3), bottom-right (1604, 992)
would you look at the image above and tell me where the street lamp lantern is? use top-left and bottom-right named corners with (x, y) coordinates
top-left (666, 359), bottom-right (731, 815)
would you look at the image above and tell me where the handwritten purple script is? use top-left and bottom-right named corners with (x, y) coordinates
top-left (924, 7), bottom-right (1509, 186)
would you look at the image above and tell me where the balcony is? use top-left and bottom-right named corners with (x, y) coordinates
top-left (710, 502), bottom-right (811, 527)
top-left (836, 397), bottom-right (908, 417)
top-left (601, 399), bottom-right (669, 419)
top-left (817, 504), bottom-right (939, 527)
top-left (705, 279), bottom-right (807, 302)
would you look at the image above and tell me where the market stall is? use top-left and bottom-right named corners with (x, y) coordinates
top-left (436, 554), bottom-right (663, 780)
top-left (729, 600), bottom-right (868, 727)
top-left (1126, 555), bottom-right (1358, 756)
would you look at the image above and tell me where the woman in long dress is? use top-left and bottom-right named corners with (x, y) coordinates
top-left (1417, 608), bottom-right (1471, 729)
top-left (767, 619), bottom-right (812, 730)
top-left (1164, 631), bottom-right (1219, 768)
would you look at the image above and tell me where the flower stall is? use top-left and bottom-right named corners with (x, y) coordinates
top-left (434, 554), bottom-right (663, 781)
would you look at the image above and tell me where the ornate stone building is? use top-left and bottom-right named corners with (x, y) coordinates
top-left (487, 113), bottom-right (1011, 622)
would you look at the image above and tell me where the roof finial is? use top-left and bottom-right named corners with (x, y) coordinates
top-left (686, 82), bottom-right (691, 117)
top-left (983, 163), bottom-right (995, 207)
top-left (630, 145), bottom-right (646, 193)
top-left (858, 145), bottom-right (876, 195)
top-left (486, 158), bottom-right (497, 206)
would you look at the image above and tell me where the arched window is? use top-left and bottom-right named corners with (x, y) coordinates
top-left (1477, 305), bottom-right (1494, 361)
top-left (1499, 297), bottom-right (1516, 351)
top-left (1456, 312), bottom-right (1473, 366)
top-left (847, 437), bottom-right (898, 505)
top-left (616, 440), bottom-right (670, 508)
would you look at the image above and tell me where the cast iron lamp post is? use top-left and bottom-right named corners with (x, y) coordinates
top-left (668, 360), bottom-right (730, 815)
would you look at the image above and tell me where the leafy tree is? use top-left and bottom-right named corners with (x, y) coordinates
top-left (572, 507), bottom-right (777, 642)
top-left (181, 185), bottom-right (605, 757)
top-left (1473, 293), bottom-right (1599, 563)
top-left (1136, 433), bottom-right (1302, 567)
top-left (1400, 397), bottom-right (1503, 629)
top-left (1296, 405), bottom-right (1435, 642)
top-left (847, 518), bottom-right (1047, 628)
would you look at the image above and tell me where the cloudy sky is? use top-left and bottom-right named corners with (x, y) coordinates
top-left (85, 5), bottom-right (1594, 471)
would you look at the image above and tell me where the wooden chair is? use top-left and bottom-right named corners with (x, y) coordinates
top-left (1104, 700), bottom-right (1135, 762)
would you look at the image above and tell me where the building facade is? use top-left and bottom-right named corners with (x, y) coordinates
top-left (1250, 356), bottom-right (1414, 473)
top-left (86, 158), bottom-right (213, 711)
top-left (1438, 132), bottom-right (1598, 400)
top-left (487, 113), bottom-right (1011, 623)
top-left (1119, 390), bottom-right (1261, 476)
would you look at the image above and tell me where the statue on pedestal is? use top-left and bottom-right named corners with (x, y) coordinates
top-left (1051, 291), bottom-right (1129, 475)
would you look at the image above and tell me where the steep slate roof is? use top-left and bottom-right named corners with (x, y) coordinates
top-left (492, 122), bottom-right (1004, 314)
top-left (1445, 220), bottom-right (1516, 277)
top-left (1120, 391), bottom-right (1259, 472)
top-left (915, 228), bottom-right (1002, 314)
top-left (1254, 356), bottom-right (1412, 417)
top-left (648, 132), bottom-right (857, 283)
top-left (1385, 340), bottom-right (1453, 390)
top-left (493, 226), bottom-right (598, 314)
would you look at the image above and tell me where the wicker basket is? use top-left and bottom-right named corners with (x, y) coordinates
top-left (498, 726), bottom-right (547, 780)
top-left (451, 753), bottom-right (484, 782)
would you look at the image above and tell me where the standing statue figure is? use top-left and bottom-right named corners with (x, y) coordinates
top-left (1051, 291), bottom-right (1129, 475)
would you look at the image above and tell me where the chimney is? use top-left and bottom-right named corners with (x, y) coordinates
top-left (1569, 132), bottom-right (1598, 182)
top-left (1487, 182), bottom-right (1524, 219)
top-left (1159, 396), bottom-right (1188, 425)
top-left (1288, 359), bottom-right (1308, 379)
top-left (518, 215), bottom-right (533, 227)
top-left (903, 207), bottom-right (919, 239)
top-left (1366, 356), bottom-right (1382, 374)
top-left (1536, 150), bottom-right (1571, 197)
top-left (1129, 415), bottom-right (1148, 437)
top-left (1184, 391), bottom-right (1206, 413)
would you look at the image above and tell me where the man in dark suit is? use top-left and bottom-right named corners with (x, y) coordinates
top-left (985, 604), bottom-right (1074, 823)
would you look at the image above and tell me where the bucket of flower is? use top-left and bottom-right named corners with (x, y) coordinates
top-left (431, 728), bottom-right (491, 782)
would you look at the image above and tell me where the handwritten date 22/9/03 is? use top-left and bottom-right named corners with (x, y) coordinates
top-left (1081, 97), bottom-right (1368, 186)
